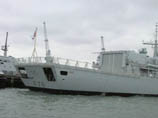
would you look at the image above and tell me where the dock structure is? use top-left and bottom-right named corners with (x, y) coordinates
top-left (0, 74), bottom-right (25, 88)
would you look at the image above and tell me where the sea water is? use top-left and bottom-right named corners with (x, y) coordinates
top-left (0, 88), bottom-right (158, 118)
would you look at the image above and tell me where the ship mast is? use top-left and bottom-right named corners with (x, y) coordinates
top-left (101, 36), bottom-right (105, 52)
top-left (31, 27), bottom-right (38, 62)
top-left (1, 32), bottom-right (8, 57)
top-left (143, 23), bottom-right (158, 57)
top-left (155, 23), bottom-right (158, 57)
top-left (43, 21), bottom-right (51, 57)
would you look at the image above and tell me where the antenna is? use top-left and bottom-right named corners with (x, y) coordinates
top-left (156, 23), bottom-right (158, 41)
top-left (101, 36), bottom-right (105, 52)
top-left (1, 32), bottom-right (8, 57)
top-left (31, 27), bottom-right (38, 62)
top-left (43, 21), bottom-right (51, 57)
top-left (143, 23), bottom-right (158, 57)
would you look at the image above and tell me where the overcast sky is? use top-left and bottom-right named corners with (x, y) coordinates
top-left (0, 0), bottom-right (158, 62)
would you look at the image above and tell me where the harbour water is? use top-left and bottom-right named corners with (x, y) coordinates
top-left (0, 88), bottom-right (158, 118)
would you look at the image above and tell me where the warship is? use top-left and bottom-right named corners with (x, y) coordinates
top-left (15, 23), bottom-right (158, 96)
top-left (0, 32), bottom-right (24, 88)
top-left (0, 32), bottom-right (17, 76)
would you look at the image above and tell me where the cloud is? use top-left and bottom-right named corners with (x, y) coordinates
top-left (0, 0), bottom-right (158, 61)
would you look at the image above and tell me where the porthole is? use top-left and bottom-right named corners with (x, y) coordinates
top-left (60, 71), bottom-right (68, 76)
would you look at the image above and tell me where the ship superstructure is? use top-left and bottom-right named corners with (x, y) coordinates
top-left (0, 32), bottom-right (17, 76)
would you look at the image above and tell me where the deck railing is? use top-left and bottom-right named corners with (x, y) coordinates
top-left (16, 57), bottom-right (93, 69)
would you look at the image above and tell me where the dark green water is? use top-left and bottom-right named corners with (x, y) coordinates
top-left (0, 88), bottom-right (158, 118)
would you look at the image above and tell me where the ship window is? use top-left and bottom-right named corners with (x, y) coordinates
top-left (43, 68), bottom-right (55, 81)
top-left (18, 67), bottom-right (28, 78)
top-left (60, 71), bottom-right (68, 76)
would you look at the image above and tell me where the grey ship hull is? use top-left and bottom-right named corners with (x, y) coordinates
top-left (17, 63), bottom-right (158, 96)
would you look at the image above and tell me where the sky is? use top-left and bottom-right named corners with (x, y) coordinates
top-left (0, 0), bottom-right (158, 62)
